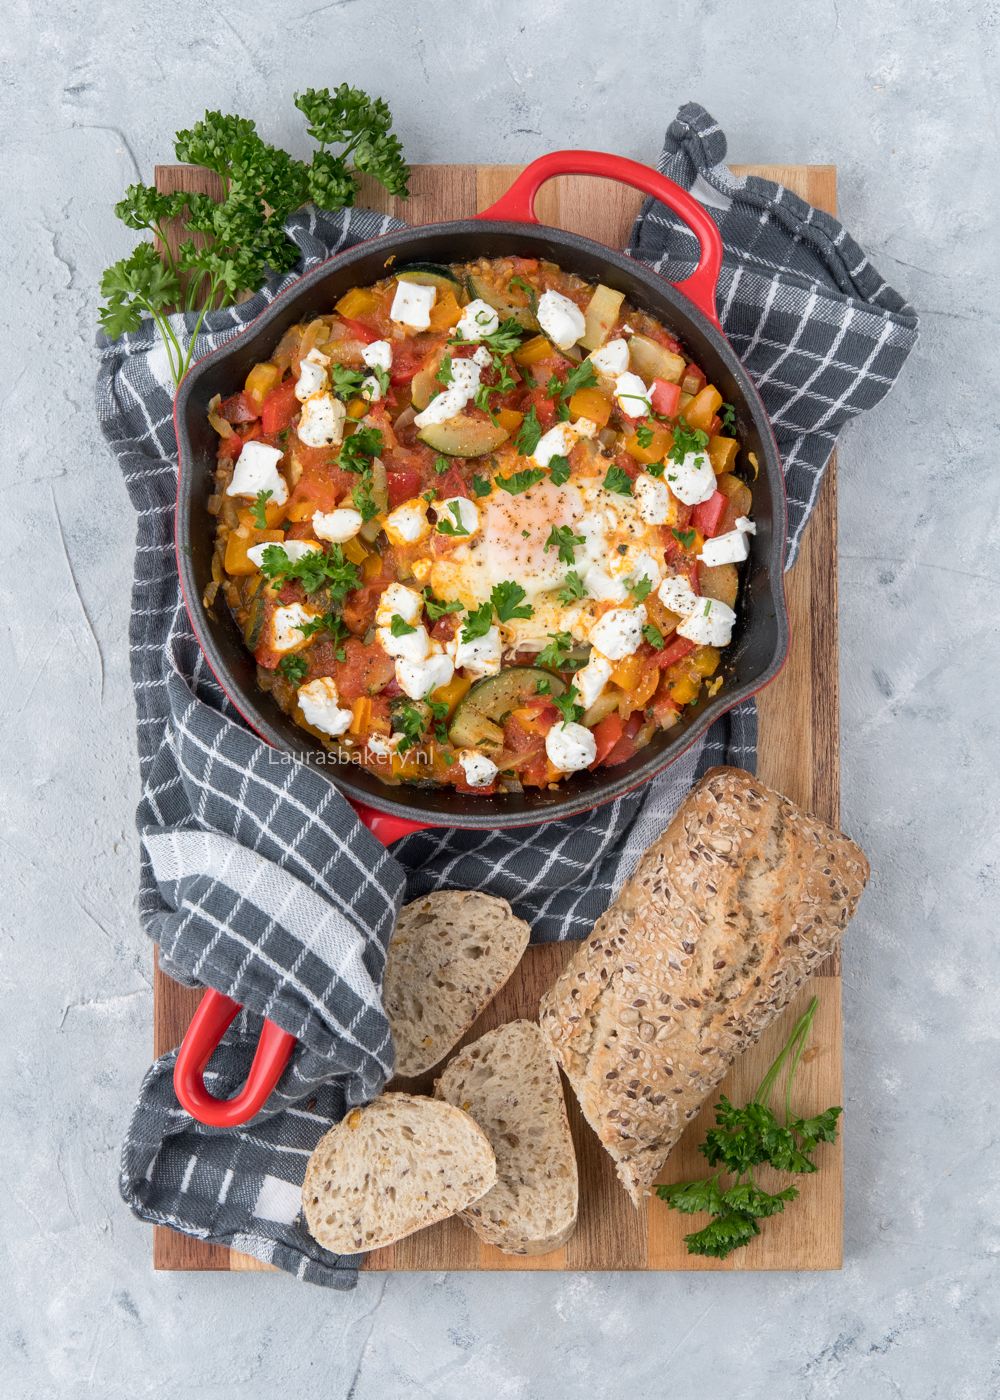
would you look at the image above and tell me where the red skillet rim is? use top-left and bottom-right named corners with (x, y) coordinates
top-left (173, 218), bottom-right (789, 831)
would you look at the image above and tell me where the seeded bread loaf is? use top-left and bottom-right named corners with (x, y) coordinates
top-left (539, 767), bottom-right (870, 1205)
top-left (384, 891), bottom-right (531, 1078)
top-left (302, 1092), bottom-right (496, 1253)
top-left (435, 1020), bottom-right (579, 1255)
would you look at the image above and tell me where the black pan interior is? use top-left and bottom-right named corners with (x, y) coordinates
top-left (175, 221), bottom-right (789, 830)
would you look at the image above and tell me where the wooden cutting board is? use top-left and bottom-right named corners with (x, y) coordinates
top-left (152, 160), bottom-right (842, 1275)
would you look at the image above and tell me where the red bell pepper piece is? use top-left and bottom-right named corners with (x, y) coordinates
top-left (385, 467), bottom-right (423, 509)
top-left (602, 712), bottom-right (643, 767)
top-left (260, 380), bottom-right (299, 437)
top-left (650, 378), bottom-right (682, 418)
top-left (590, 712), bottom-right (624, 767)
top-left (654, 636), bottom-right (696, 669)
top-left (690, 490), bottom-right (727, 538)
top-left (339, 316), bottom-right (380, 345)
top-left (218, 391), bottom-right (259, 424)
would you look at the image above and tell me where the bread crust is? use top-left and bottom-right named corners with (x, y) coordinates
top-left (538, 767), bottom-right (870, 1205)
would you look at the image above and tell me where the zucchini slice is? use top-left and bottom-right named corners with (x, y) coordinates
top-left (418, 415), bottom-right (509, 457)
top-left (466, 274), bottom-right (539, 331)
top-left (396, 264), bottom-right (465, 297)
top-left (580, 283), bottom-right (625, 351)
top-left (627, 333), bottom-right (686, 385)
top-left (449, 667), bottom-right (566, 750)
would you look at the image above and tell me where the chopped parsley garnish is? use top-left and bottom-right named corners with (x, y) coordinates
top-left (351, 474), bottom-right (379, 521)
top-left (433, 454), bottom-right (451, 475)
top-left (471, 474), bottom-right (492, 497)
top-left (460, 602), bottom-right (494, 643)
top-left (514, 405), bottom-right (542, 456)
top-left (629, 575), bottom-right (653, 602)
top-left (496, 467), bottom-right (545, 495)
top-left (546, 359), bottom-right (597, 406)
top-left (548, 453), bottom-right (571, 485)
top-left (646, 460), bottom-right (666, 478)
top-left (330, 363), bottom-right (367, 400)
top-left (558, 570), bottom-right (587, 605)
top-left (277, 653), bottom-right (309, 685)
top-left (669, 421), bottom-right (710, 463)
top-left (671, 527), bottom-right (697, 550)
top-left (491, 580), bottom-right (532, 622)
top-left (474, 382), bottom-right (500, 425)
top-left (435, 500), bottom-right (471, 536)
top-left (508, 275), bottom-right (538, 313)
top-left (390, 614), bottom-right (416, 636)
top-left (602, 464), bottom-right (633, 496)
top-left (392, 698), bottom-right (440, 754)
top-left (642, 622), bottom-right (665, 650)
top-left (478, 317), bottom-right (525, 356)
top-left (635, 423), bottom-right (655, 448)
top-left (535, 677), bottom-right (551, 695)
top-left (436, 355), bottom-right (454, 386)
top-left (249, 489), bottom-right (273, 529)
top-left (337, 425), bottom-right (383, 474)
top-left (719, 401), bottom-right (737, 433)
top-left (552, 683), bottom-right (584, 724)
top-left (544, 524), bottom-right (585, 565)
top-left (258, 543), bottom-right (360, 604)
top-left (422, 589), bottom-right (465, 621)
top-left (537, 630), bottom-right (575, 669)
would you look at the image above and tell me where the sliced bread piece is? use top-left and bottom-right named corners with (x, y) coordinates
top-left (384, 890), bottom-right (531, 1078)
top-left (302, 1092), bottom-right (496, 1254)
top-left (435, 1020), bottom-right (579, 1255)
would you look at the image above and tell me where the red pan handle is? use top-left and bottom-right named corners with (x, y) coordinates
top-left (478, 149), bottom-right (723, 326)
top-left (173, 805), bottom-right (428, 1126)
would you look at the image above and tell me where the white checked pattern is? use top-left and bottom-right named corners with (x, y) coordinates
top-left (101, 115), bottom-right (916, 1289)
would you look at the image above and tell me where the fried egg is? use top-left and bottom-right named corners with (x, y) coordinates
top-left (427, 460), bottom-right (677, 653)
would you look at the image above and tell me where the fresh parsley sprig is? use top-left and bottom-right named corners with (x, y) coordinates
top-left (258, 543), bottom-right (360, 604)
top-left (99, 88), bottom-right (410, 386)
top-left (656, 996), bottom-right (841, 1259)
top-left (544, 524), bottom-right (585, 566)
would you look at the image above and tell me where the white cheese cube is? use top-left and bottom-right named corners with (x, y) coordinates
top-left (384, 498), bottom-right (431, 546)
top-left (226, 442), bottom-right (288, 504)
top-left (451, 624), bottom-right (502, 677)
top-left (634, 472), bottom-right (672, 525)
top-left (458, 750), bottom-right (499, 787)
top-left (390, 279), bottom-right (437, 329)
top-left (436, 496), bottom-right (479, 538)
top-left (297, 677), bottom-right (353, 737)
top-left (657, 575), bottom-right (701, 616)
top-left (377, 621), bottom-right (431, 664)
top-left (246, 539), bottom-right (320, 569)
top-left (664, 451), bottom-right (716, 506)
top-left (545, 721), bottom-right (597, 772)
top-left (375, 582), bottom-right (424, 629)
top-left (395, 651), bottom-right (455, 700)
top-left (537, 290), bottom-right (586, 349)
top-left (588, 337), bottom-right (629, 377)
top-left (312, 507), bottom-right (363, 543)
top-left (735, 515), bottom-right (756, 535)
top-left (269, 603), bottom-right (319, 654)
top-left (628, 551), bottom-right (662, 589)
top-left (589, 605), bottom-right (647, 661)
top-left (698, 528), bottom-right (750, 566)
top-left (533, 423), bottom-right (578, 467)
top-left (582, 565), bottom-right (629, 604)
top-left (361, 340), bottom-right (393, 373)
top-left (295, 349), bottom-right (330, 402)
top-left (454, 299), bottom-right (500, 341)
top-left (574, 654), bottom-right (613, 709)
top-left (677, 597), bottom-right (737, 647)
top-left (359, 374), bottom-right (382, 403)
top-left (297, 392), bottom-right (346, 448)
top-left (472, 345), bottom-right (493, 368)
top-left (614, 372), bottom-right (651, 419)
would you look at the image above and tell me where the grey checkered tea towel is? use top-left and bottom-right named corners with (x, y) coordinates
top-left (100, 102), bottom-right (917, 1288)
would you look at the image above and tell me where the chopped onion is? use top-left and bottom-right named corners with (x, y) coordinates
top-left (207, 394), bottom-right (234, 439)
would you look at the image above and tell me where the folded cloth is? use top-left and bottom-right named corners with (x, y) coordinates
top-left (101, 104), bottom-right (917, 1288)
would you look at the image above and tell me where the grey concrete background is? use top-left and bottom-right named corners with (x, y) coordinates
top-left (1, 0), bottom-right (996, 1396)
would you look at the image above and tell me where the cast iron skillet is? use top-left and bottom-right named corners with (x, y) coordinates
top-left (171, 152), bottom-right (789, 1126)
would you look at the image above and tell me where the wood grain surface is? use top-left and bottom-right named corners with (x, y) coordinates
top-left (151, 161), bottom-right (842, 1275)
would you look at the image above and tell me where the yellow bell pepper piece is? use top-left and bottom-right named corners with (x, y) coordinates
top-left (286, 497), bottom-right (318, 523)
top-left (624, 425), bottom-right (673, 465)
top-left (336, 286), bottom-right (379, 319)
top-left (342, 537), bottom-right (368, 566)
top-left (224, 526), bottom-right (283, 577)
top-left (431, 673), bottom-right (472, 714)
top-left (568, 385), bottom-right (612, 428)
top-left (495, 406), bottom-right (524, 436)
top-left (362, 552), bottom-right (382, 581)
top-left (428, 289), bottom-right (462, 332)
top-left (346, 398), bottom-right (368, 420)
top-left (692, 645), bottom-right (721, 678)
top-left (685, 385), bottom-right (723, 432)
top-left (349, 697), bottom-right (371, 736)
top-left (237, 498), bottom-right (287, 530)
top-left (512, 335), bottom-right (553, 366)
top-left (708, 435), bottom-right (739, 474)
top-left (244, 361), bottom-right (281, 406)
top-left (669, 674), bottom-right (700, 706)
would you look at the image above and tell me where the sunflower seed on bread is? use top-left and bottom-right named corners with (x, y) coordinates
top-left (435, 1020), bottom-right (578, 1256)
top-left (384, 890), bottom-right (530, 1078)
top-left (301, 1093), bottom-right (496, 1254)
top-left (539, 767), bottom-right (870, 1206)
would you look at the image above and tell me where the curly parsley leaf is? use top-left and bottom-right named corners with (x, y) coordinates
top-left (547, 359), bottom-right (597, 405)
top-left (460, 602), bottom-right (494, 644)
top-left (423, 590), bottom-right (465, 622)
top-left (259, 543), bottom-right (360, 604)
top-left (496, 467), bottom-right (544, 496)
top-left (295, 84), bottom-right (409, 198)
top-left (719, 401), bottom-right (737, 433)
top-left (277, 653), bottom-right (309, 685)
top-left (671, 527), bottom-right (697, 550)
top-left (602, 464), bottom-right (633, 496)
top-left (629, 575), bottom-right (653, 602)
top-left (548, 453), bottom-right (571, 485)
top-left (642, 621), bottom-right (665, 650)
top-left (338, 425), bottom-right (383, 474)
top-left (435, 500), bottom-right (471, 537)
top-left (669, 421), bottom-right (710, 462)
top-left (390, 614), bottom-right (416, 636)
top-left (491, 581), bottom-right (532, 622)
top-left (544, 524), bottom-right (585, 566)
top-left (514, 405), bottom-right (542, 457)
top-left (296, 612), bottom-right (348, 659)
top-left (471, 474), bottom-right (492, 498)
top-left (635, 423), bottom-right (655, 448)
top-left (249, 489), bottom-right (273, 529)
top-left (552, 683), bottom-right (584, 724)
top-left (558, 570), bottom-right (587, 605)
top-left (537, 631), bottom-right (575, 670)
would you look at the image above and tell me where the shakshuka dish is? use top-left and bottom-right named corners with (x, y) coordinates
top-left (206, 258), bottom-right (756, 795)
